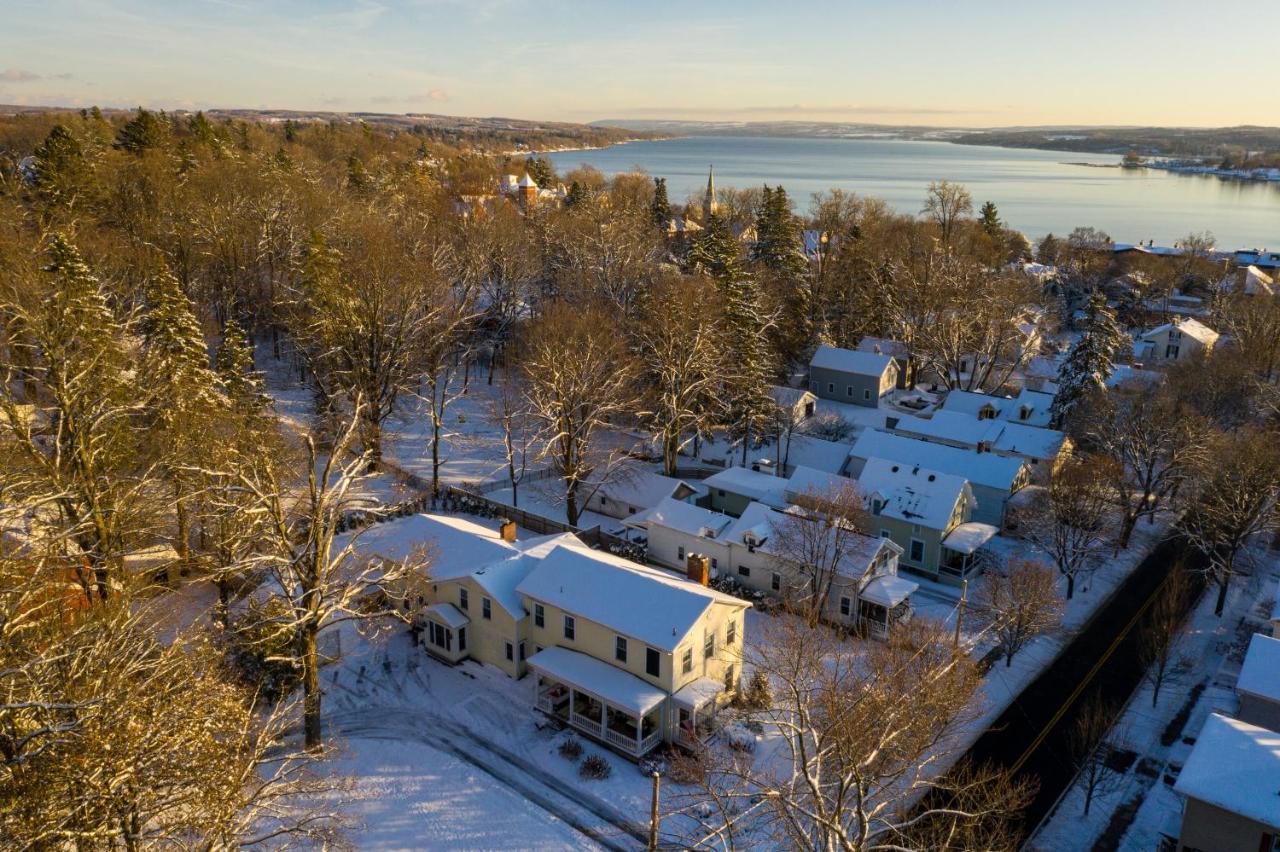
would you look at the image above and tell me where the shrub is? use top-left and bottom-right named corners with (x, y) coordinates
top-left (745, 670), bottom-right (772, 710)
top-left (579, 754), bottom-right (612, 780)
top-left (557, 737), bottom-right (583, 761)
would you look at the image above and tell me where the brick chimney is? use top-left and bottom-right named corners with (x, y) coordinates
top-left (686, 553), bottom-right (710, 586)
top-left (499, 519), bottom-right (517, 543)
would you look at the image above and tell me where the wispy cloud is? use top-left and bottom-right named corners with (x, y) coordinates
top-left (607, 103), bottom-right (1000, 119)
top-left (368, 89), bottom-right (448, 105)
top-left (2, 68), bottom-right (42, 83)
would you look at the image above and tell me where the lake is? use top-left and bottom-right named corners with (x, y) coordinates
top-left (547, 136), bottom-right (1280, 249)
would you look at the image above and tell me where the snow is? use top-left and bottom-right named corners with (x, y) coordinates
top-left (767, 384), bottom-right (814, 410)
top-left (859, 574), bottom-right (918, 607)
top-left (855, 457), bottom-right (970, 530)
top-left (1141, 316), bottom-right (1220, 346)
top-left (528, 647), bottom-right (667, 715)
top-left (1236, 633), bottom-right (1280, 704)
top-left (1174, 714), bottom-right (1280, 828)
top-left (424, 602), bottom-right (470, 630)
top-left (354, 513), bottom-right (520, 580)
top-left (849, 429), bottom-right (1028, 492)
top-left (671, 676), bottom-right (724, 709)
top-left (855, 336), bottom-right (909, 359)
top-left (939, 387), bottom-right (1055, 428)
top-left (701, 466), bottom-right (790, 506)
top-left (810, 344), bottom-right (895, 378)
top-left (784, 464), bottom-right (851, 498)
top-left (624, 497), bottom-right (731, 539)
top-left (515, 543), bottom-right (748, 653)
top-left (590, 470), bottom-right (698, 514)
top-left (941, 522), bottom-right (1000, 555)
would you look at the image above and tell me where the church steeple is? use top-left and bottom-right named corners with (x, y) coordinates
top-left (702, 164), bottom-right (717, 222)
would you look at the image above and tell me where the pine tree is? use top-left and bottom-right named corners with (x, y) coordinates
top-left (1051, 291), bottom-right (1129, 425)
top-left (651, 177), bottom-right (673, 227)
top-left (524, 156), bottom-right (554, 187)
top-left (187, 110), bottom-right (216, 145)
top-left (346, 155), bottom-right (371, 194)
top-left (32, 124), bottom-right (92, 207)
top-left (217, 317), bottom-right (269, 417)
top-left (564, 180), bottom-right (588, 208)
top-left (750, 185), bottom-right (811, 365)
top-left (114, 107), bottom-right (168, 154)
top-left (978, 201), bottom-right (1002, 236)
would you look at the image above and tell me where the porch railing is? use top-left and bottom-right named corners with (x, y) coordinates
top-left (570, 712), bottom-right (603, 739)
top-left (536, 695), bottom-right (553, 713)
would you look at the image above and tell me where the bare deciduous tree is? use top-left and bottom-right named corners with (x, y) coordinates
top-left (1022, 457), bottom-right (1111, 599)
top-left (1139, 567), bottom-right (1193, 708)
top-left (972, 558), bottom-right (1064, 667)
top-left (1068, 693), bottom-right (1124, 817)
top-left (484, 372), bottom-right (537, 508)
top-left (922, 179), bottom-right (973, 248)
top-left (768, 480), bottom-right (870, 628)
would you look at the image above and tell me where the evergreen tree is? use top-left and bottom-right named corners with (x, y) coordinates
top-left (32, 124), bottom-right (92, 207)
top-left (187, 110), bottom-right (216, 146)
top-left (524, 156), bottom-right (554, 187)
top-left (651, 177), bottom-right (672, 227)
top-left (687, 212), bottom-right (774, 463)
top-left (346, 155), bottom-right (371, 194)
top-left (1051, 291), bottom-right (1129, 425)
top-left (978, 201), bottom-right (1002, 236)
top-left (114, 107), bottom-right (168, 154)
top-left (564, 180), bottom-right (588, 208)
top-left (750, 185), bottom-right (811, 365)
top-left (216, 317), bottom-right (269, 417)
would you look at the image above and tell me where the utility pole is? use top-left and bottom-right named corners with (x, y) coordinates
top-left (648, 770), bottom-right (661, 851)
top-left (953, 578), bottom-right (968, 651)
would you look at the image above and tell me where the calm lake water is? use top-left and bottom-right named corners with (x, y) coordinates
top-left (547, 136), bottom-right (1280, 249)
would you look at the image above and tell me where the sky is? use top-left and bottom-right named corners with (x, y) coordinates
top-left (2, 0), bottom-right (1278, 127)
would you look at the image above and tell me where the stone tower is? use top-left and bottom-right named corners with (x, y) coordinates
top-left (702, 164), bottom-right (717, 222)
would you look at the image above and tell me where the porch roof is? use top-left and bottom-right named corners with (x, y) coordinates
top-left (423, 602), bottom-right (469, 630)
top-left (942, 522), bottom-right (999, 555)
top-left (528, 647), bottom-right (667, 716)
top-left (672, 676), bottom-right (725, 710)
top-left (860, 574), bottom-right (918, 608)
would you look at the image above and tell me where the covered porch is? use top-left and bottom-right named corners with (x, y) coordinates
top-left (419, 603), bottom-right (469, 664)
top-left (528, 647), bottom-right (665, 759)
top-left (940, 522), bottom-right (999, 583)
top-left (672, 676), bottom-right (728, 751)
top-left (857, 573), bottom-right (918, 639)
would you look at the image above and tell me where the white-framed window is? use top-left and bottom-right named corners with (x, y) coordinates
top-left (840, 596), bottom-right (852, 617)
top-left (682, 647), bottom-right (693, 674)
top-left (863, 388), bottom-right (871, 400)
top-left (727, 620), bottom-right (737, 645)
top-left (678, 545), bottom-right (686, 560)
top-left (563, 615), bottom-right (575, 640)
top-left (646, 647), bottom-right (660, 677)
top-left (704, 630), bottom-right (715, 659)
top-left (534, 603), bottom-right (544, 628)
top-left (615, 635), bottom-right (628, 663)
top-left (1165, 344), bottom-right (1180, 359)
top-left (846, 385), bottom-right (854, 398)
top-left (482, 597), bottom-right (491, 620)
top-left (827, 382), bottom-right (835, 394)
top-left (909, 538), bottom-right (925, 563)
top-left (504, 641), bottom-right (514, 662)
top-left (459, 588), bottom-right (468, 610)
top-left (880, 528), bottom-right (892, 539)
top-left (738, 564), bottom-right (751, 578)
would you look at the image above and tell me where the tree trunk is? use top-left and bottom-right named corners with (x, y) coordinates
top-left (1117, 512), bottom-right (1138, 549)
top-left (1066, 571), bottom-right (1075, 600)
top-left (1005, 649), bottom-right (1014, 667)
top-left (174, 484), bottom-right (190, 565)
top-left (431, 415), bottom-right (442, 498)
top-left (663, 433), bottom-right (678, 478)
top-left (302, 621), bottom-right (322, 751)
top-left (1214, 574), bottom-right (1229, 617)
top-left (566, 483), bottom-right (580, 527)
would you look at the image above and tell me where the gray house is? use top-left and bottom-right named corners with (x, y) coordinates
top-left (1175, 713), bottom-right (1280, 852)
top-left (809, 345), bottom-right (898, 408)
top-left (1237, 633), bottom-right (1280, 732)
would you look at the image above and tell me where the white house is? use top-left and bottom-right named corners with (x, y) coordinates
top-left (583, 470), bottom-right (702, 520)
top-left (1237, 633), bottom-right (1280, 732)
top-left (939, 388), bottom-right (1056, 429)
top-left (1174, 713), bottom-right (1280, 852)
top-left (626, 497), bottom-right (914, 637)
top-left (1135, 316), bottom-right (1219, 364)
top-left (768, 384), bottom-right (817, 422)
top-left (891, 410), bottom-right (1069, 481)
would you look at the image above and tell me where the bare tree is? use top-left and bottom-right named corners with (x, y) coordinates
top-left (1139, 567), bottom-right (1193, 708)
top-left (1181, 428), bottom-right (1280, 616)
top-left (484, 372), bottom-right (538, 508)
top-left (1068, 694), bottom-right (1124, 817)
top-left (669, 616), bottom-right (1030, 850)
top-left (768, 479), bottom-right (870, 627)
top-left (632, 274), bottom-right (725, 476)
top-left (521, 302), bottom-right (639, 526)
top-left (1022, 457), bottom-right (1111, 599)
top-left (216, 402), bottom-right (419, 750)
top-left (922, 180), bottom-right (973, 248)
top-left (972, 558), bottom-right (1064, 667)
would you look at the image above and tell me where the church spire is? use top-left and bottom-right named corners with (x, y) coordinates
top-left (703, 164), bottom-right (717, 222)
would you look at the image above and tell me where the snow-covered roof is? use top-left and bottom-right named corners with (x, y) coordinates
top-left (849, 430), bottom-right (1028, 491)
top-left (594, 470), bottom-right (698, 513)
top-left (672, 676), bottom-right (725, 710)
top-left (942, 522), bottom-right (999, 555)
top-left (353, 513), bottom-right (520, 581)
top-left (1244, 265), bottom-right (1276, 296)
top-left (768, 384), bottom-right (816, 410)
top-left (784, 465), bottom-right (853, 500)
top-left (856, 457), bottom-right (971, 530)
top-left (729, 501), bottom-right (898, 579)
top-left (517, 173), bottom-right (537, 188)
top-left (1174, 713), bottom-right (1280, 828)
top-left (623, 497), bottom-right (732, 540)
top-left (703, 466), bottom-right (790, 505)
top-left (1140, 317), bottom-right (1219, 346)
top-left (424, 602), bottom-right (469, 630)
top-left (938, 388), bottom-right (1056, 429)
top-left (810, 344), bottom-right (895, 378)
top-left (895, 411), bottom-right (1004, 448)
top-left (860, 574), bottom-right (918, 608)
top-left (516, 543), bottom-right (747, 652)
top-left (1237, 633), bottom-right (1280, 705)
top-left (527, 647), bottom-right (667, 715)
top-left (991, 419), bottom-right (1067, 460)
top-left (939, 389), bottom-right (1008, 419)
top-left (856, 336), bottom-right (909, 359)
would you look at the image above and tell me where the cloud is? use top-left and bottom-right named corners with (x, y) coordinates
top-left (602, 103), bottom-right (1001, 119)
top-left (2, 68), bottom-right (41, 83)
top-left (367, 89), bottom-right (449, 105)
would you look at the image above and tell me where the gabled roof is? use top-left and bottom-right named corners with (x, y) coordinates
top-left (723, 500), bottom-right (901, 580)
top-left (938, 388), bottom-right (1055, 429)
top-left (516, 543), bottom-right (747, 652)
top-left (517, 173), bottom-right (538, 188)
top-left (702, 466), bottom-right (790, 505)
top-left (856, 336), bottom-right (909, 359)
top-left (810, 344), bottom-right (895, 378)
top-left (1174, 713), bottom-right (1280, 829)
top-left (855, 457), bottom-right (970, 530)
top-left (768, 384), bottom-right (816, 410)
top-left (594, 470), bottom-right (698, 512)
top-left (1141, 317), bottom-right (1219, 346)
top-left (623, 497), bottom-right (732, 540)
top-left (353, 513), bottom-right (520, 580)
top-left (849, 430), bottom-right (1028, 492)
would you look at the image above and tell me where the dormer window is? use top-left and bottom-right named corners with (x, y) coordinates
top-left (1019, 406), bottom-right (1032, 421)
top-left (872, 498), bottom-right (885, 516)
top-left (978, 405), bottom-right (996, 421)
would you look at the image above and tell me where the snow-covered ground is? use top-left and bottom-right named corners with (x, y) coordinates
top-left (1028, 547), bottom-right (1280, 851)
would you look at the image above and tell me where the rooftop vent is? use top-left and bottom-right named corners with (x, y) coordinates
top-left (928, 474), bottom-right (936, 482)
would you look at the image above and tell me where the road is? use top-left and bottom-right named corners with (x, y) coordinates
top-left (960, 534), bottom-right (1205, 837)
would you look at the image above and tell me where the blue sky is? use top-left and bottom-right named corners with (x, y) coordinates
top-left (2, 0), bottom-right (1277, 126)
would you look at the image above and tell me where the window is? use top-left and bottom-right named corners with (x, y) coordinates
top-left (682, 647), bottom-right (693, 674)
top-left (827, 382), bottom-right (835, 394)
top-left (840, 596), bottom-right (852, 617)
top-left (863, 388), bottom-right (871, 400)
top-left (482, 597), bottom-right (491, 620)
top-left (519, 641), bottom-right (526, 661)
top-left (1165, 344), bottom-right (1180, 359)
top-left (710, 557), bottom-right (718, 571)
top-left (615, 635), bottom-right (628, 663)
top-left (459, 588), bottom-right (468, 611)
top-left (678, 545), bottom-right (686, 561)
top-left (504, 642), bottom-right (514, 662)
top-left (909, 538), bottom-right (925, 563)
top-left (646, 647), bottom-right (660, 677)
top-left (703, 630), bottom-right (715, 659)
top-left (846, 385), bottom-right (854, 398)
top-left (872, 499), bottom-right (884, 515)
top-left (416, 594), bottom-right (424, 606)
top-left (771, 572), bottom-right (781, 591)
top-left (599, 496), bottom-right (608, 506)
top-left (727, 620), bottom-right (736, 645)
top-left (724, 664), bottom-right (736, 691)
top-left (737, 564), bottom-right (751, 578)
top-left (534, 603), bottom-right (544, 628)
top-left (458, 627), bottom-right (466, 652)
top-left (880, 529), bottom-right (892, 539)
top-left (563, 615), bottom-right (575, 640)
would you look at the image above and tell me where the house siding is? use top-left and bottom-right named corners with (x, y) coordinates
top-left (808, 362), bottom-right (896, 408)
top-left (1238, 692), bottom-right (1280, 733)
top-left (1178, 797), bottom-right (1279, 852)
